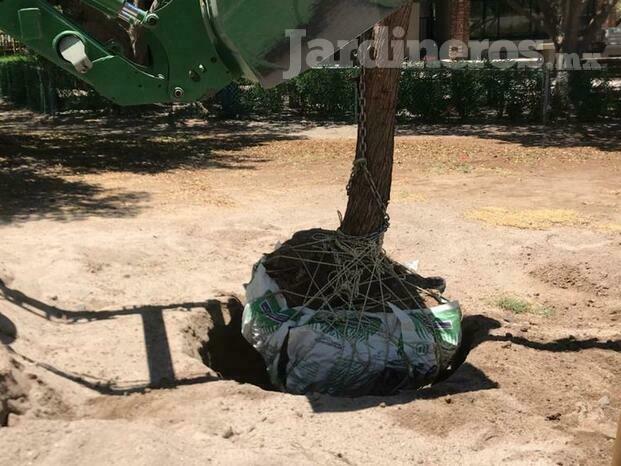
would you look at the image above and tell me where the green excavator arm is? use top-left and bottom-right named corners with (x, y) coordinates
top-left (0, 0), bottom-right (410, 105)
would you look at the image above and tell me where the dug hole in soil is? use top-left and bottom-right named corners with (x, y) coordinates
top-left (184, 297), bottom-right (273, 390)
top-left (184, 229), bottom-right (459, 396)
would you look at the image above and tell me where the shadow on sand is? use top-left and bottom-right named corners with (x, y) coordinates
top-left (0, 103), bottom-right (304, 223)
top-left (2, 278), bottom-right (620, 412)
top-left (0, 278), bottom-right (267, 393)
top-left (396, 121), bottom-right (621, 153)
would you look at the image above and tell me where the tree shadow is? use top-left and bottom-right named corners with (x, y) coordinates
top-left (0, 168), bottom-right (149, 223)
top-left (0, 103), bottom-right (304, 176)
top-left (0, 102), bottom-right (305, 223)
top-left (396, 121), bottom-right (621, 152)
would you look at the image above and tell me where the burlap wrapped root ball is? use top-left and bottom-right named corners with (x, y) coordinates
top-left (242, 229), bottom-right (465, 396)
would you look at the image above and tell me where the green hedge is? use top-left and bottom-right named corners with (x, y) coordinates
top-left (2, 55), bottom-right (620, 123)
top-left (399, 68), bottom-right (450, 122)
top-left (483, 67), bottom-right (544, 122)
top-left (211, 69), bottom-right (357, 119)
top-left (211, 66), bottom-right (620, 123)
top-left (567, 70), bottom-right (613, 122)
top-left (292, 68), bottom-right (357, 116)
top-left (212, 80), bottom-right (285, 118)
top-left (0, 55), bottom-right (44, 110)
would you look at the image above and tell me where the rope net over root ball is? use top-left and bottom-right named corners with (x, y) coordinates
top-left (241, 229), bottom-right (465, 396)
top-left (263, 229), bottom-right (447, 314)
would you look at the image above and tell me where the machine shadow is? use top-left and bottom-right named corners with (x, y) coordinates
top-left (462, 314), bottom-right (621, 353)
top-left (0, 277), bottom-right (247, 394)
top-left (3, 278), bottom-right (619, 404)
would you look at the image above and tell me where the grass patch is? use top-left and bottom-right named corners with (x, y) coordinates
top-left (496, 296), bottom-right (532, 314)
top-left (467, 207), bottom-right (584, 230)
top-left (494, 295), bottom-right (553, 317)
top-left (393, 190), bottom-right (427, 203)
top-left (598, 223), bottom-right (621, 233)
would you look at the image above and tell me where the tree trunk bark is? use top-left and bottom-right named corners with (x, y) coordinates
top-left (449, 0), bottom-right (471, 58)
top-left (340, 3), bottom-right (413, 237)
top-left (562, 0), bottom-right (588, 54)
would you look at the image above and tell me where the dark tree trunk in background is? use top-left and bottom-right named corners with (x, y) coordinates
top-left (505, 0), bottom-right (620, 54)
top-left (449, 0), bottom-right (471, 58)
top-left (340, 4), bottom-right (413, 237)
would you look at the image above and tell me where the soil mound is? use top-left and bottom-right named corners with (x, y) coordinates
top-left (531, 262), bottom-right (613, 297)
top-left (0, 346), bottom-right (30, 427)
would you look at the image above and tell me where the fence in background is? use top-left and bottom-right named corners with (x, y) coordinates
top-left (0, 55), bottom-right (114, 114)
top-left (1, 55), bottom-right (620, 123)
top-left (0, 33), bottom-right (25, 56)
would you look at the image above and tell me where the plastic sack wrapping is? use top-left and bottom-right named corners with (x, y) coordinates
top-left (242, 261), bottom-right (462, 396)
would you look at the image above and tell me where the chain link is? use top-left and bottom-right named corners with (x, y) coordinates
top-left (345, 36), bottom-right (390, 237)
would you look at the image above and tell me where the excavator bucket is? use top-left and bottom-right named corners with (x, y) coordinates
top-left (0, 0), bottom-right (411, 105)
top-left (208, 0), bottom-right (411, 88)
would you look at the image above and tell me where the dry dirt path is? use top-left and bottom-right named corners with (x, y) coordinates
top-left (1, 106), bottom-right (621, 464)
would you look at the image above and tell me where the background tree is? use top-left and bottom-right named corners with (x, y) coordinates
top-left (505, 0), bottom-right (620, 53)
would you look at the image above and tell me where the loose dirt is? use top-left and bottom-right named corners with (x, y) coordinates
top-left (1, 104), bottom-right (620, 464)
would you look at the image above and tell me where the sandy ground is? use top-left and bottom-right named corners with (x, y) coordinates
top-left (1, 103), bottom-right (621, 465)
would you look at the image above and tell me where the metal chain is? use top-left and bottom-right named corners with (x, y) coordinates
top-left (345, 36), bottom-right (390, 237)
top-left (357, 60), bottom-right (369, 171)
top-left (346, 41), bottom-right (368, 196)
